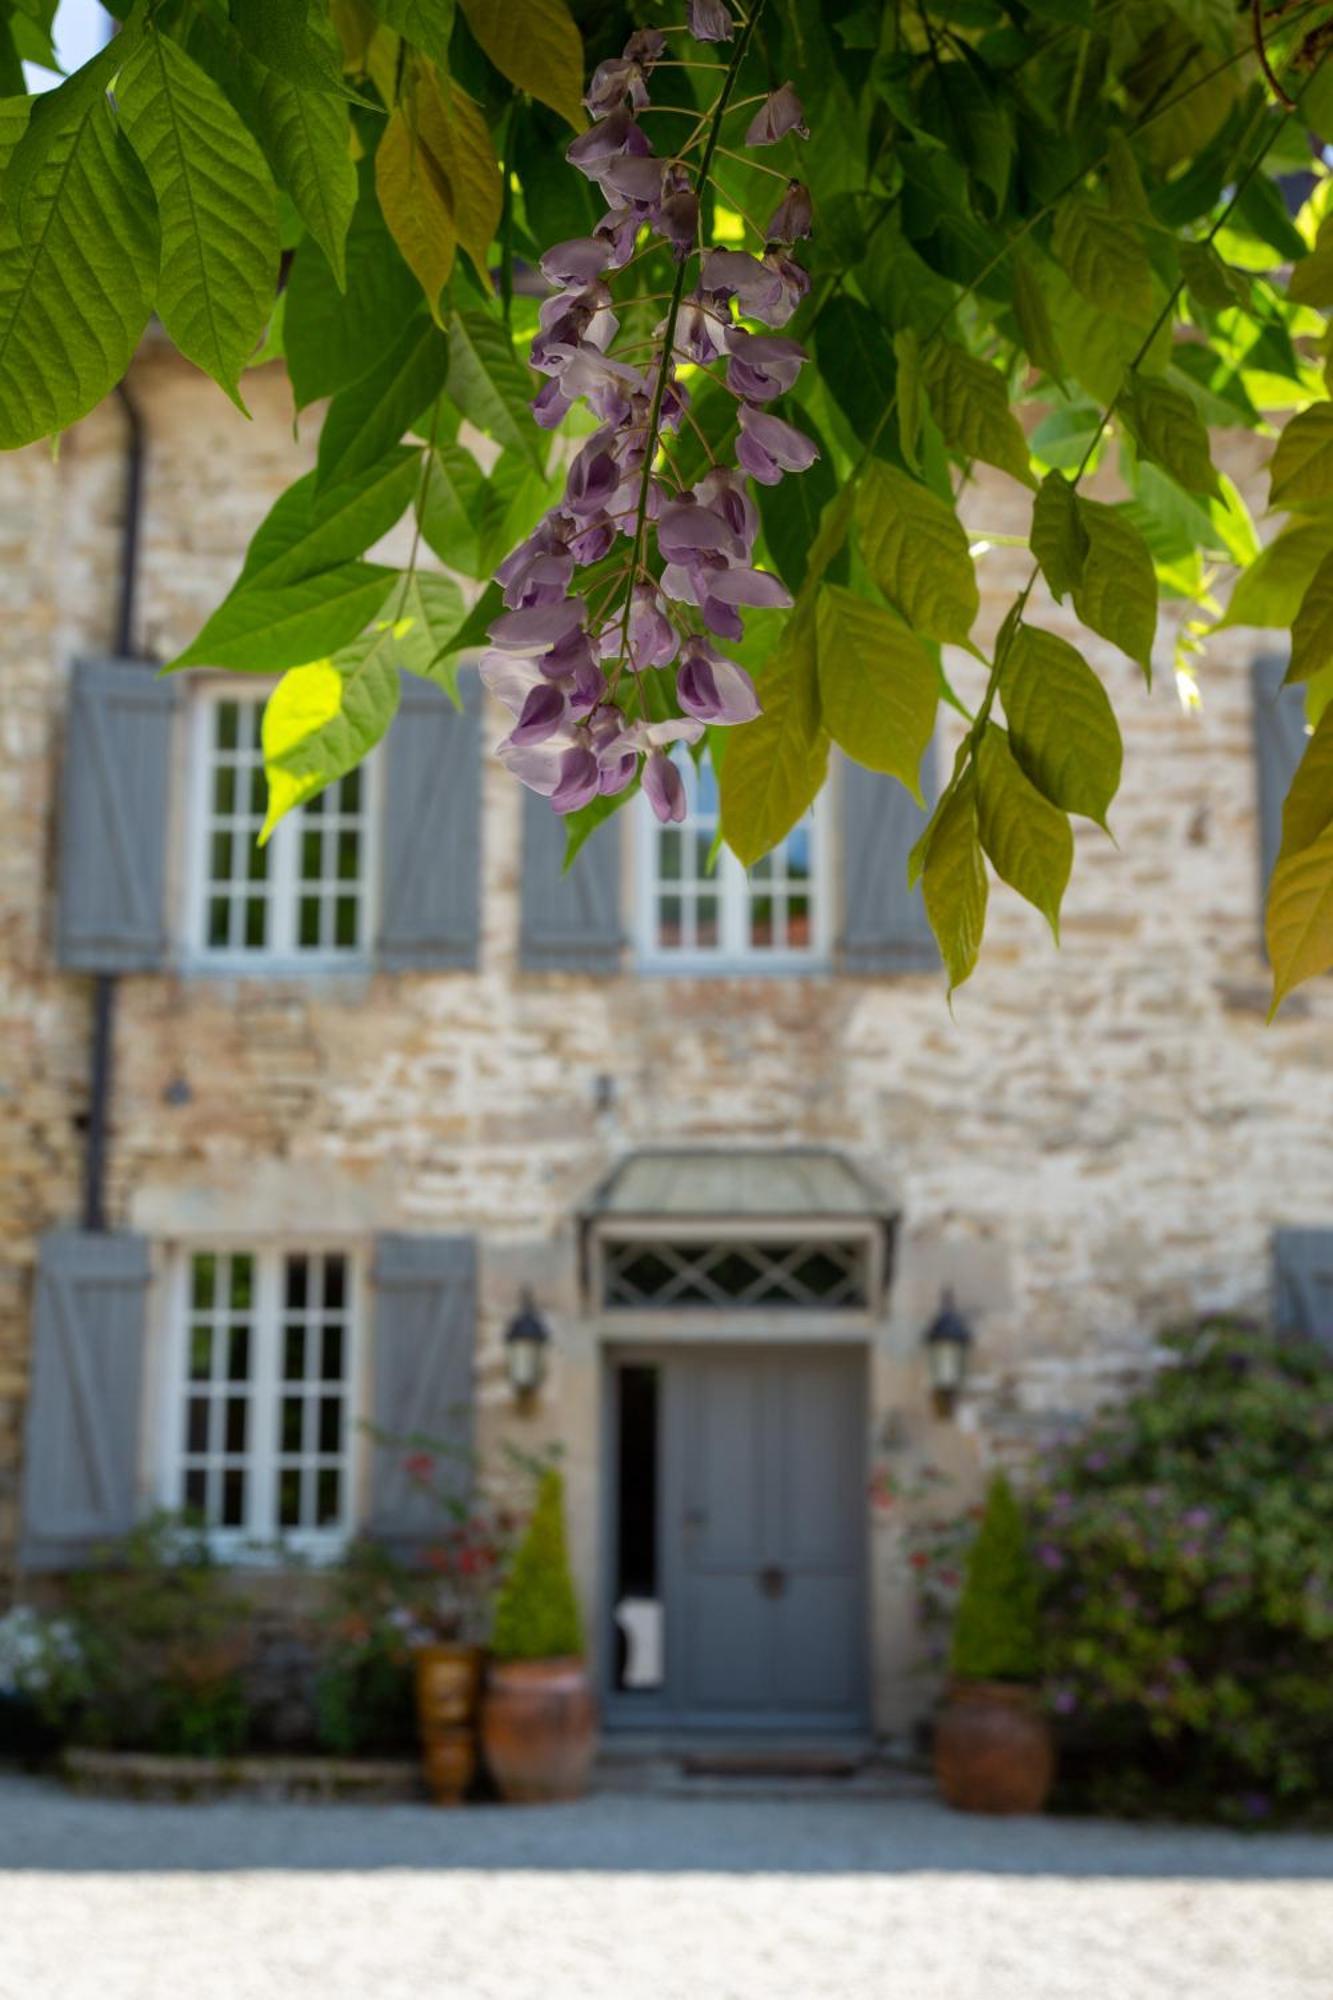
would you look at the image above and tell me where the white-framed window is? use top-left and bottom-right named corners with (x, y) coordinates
top-left (161, 1246), bottom-right (361, 1556)
top-left (185, 685), bottom-right (378, 966)
top-left (635, 751), bottom-right (831, 969)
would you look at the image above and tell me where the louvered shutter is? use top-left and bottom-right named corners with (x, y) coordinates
top-left (21, 1232), bottom-right (150, 1571)
top-left (56, 658), bottom-right (177, 972)
top-left (519, 789), bottom-right (624, 972)
top-left (837, 742), bottom-right (939, 973)
top-left (1252, 655), bottom-right (1306, 911)
top-left (376, 673), bottom-right (481, 971)
top-left (1273, 1228), bottom-right (1333, 1349)
top-left (368, 1234), bottom-right (477, 1551)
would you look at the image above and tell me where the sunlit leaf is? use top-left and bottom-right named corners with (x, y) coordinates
top-left (457, 0), bottom-right (584, 134)
top-left (976, 723), bottom-right (1073, 939)
top-left (719, 616), bottom-right (828, 866)
top-left (262, 621), bottom-right (404, 836)
top-left (855, 461), bottom-right (978, 644)
top-left (920, 769), bottom-right (988, 994)
top-left (1000, 624), bottom-right (1122, 827)
top-left (815, 583), bottom-right (937, 794)
top-left (1071, 499), bottom-right (1158, 676)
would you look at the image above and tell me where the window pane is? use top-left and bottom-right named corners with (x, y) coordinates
top-left (184, 1468), bottom-right (207, 1516)
top-left (189, 1326), bottom-right (212, 1381)
top-left (316, 1468), bottom-right (341, 1527)
top-left (318, 1397), bottom-right (342, 1454)
top-left (230, 1256), bottom-right (254, 1310)
top-left (696, 896), bottom-right (719, 949)
top-left (225, 1399), bottom-right (248, 1454)
top-left (208, 898), bottom-right (230, 949)
top-left (248, 765), bottom-right (266, 816)
top-left (209, 832), bottom-right (233, 882)
top-left (321, 1323), bottom-right (344, 1382)
top-left (281, 1396), bottom-right (303, 1452)
top-left (750, 896), bottom-right (774, 947)
top-left (216, 702), bottom-right (239, 752)
top-left (283, 1326), bottom-right (305, 1380)
top-left (335, 896), bottom-right (357, 947)
top-left (222, 1470), bottom-right (245, 1528)
top-left (323, 1256), bottom-right (346, 1312)
top-left (301, 829), bottom-right (321, 882)
top-left (244, 897), bottom-right (266, 949)
top-left (226, 1324), bottom-right (249, 1382)
top-left (278, 1468), bottom-right (301, 1528)
top-left (286, 1256), bottom-right (308, 1311)
top-left (186, 1397), bottom-right (209, 1453)
top-left (337, 832), bottom-right (359, 881)
top-left (659, 895), bottom-right (682, 947)
top-left (213, 765), bottom-right (236, 815)
top-left (342, 767), bottom-right (361, 812)
top-left (659, 829), bottom-right (681, 881)
top-left (299, 897), bottom-right (320, 948)
top-left (191, 1255), bottom-right (216, 1312)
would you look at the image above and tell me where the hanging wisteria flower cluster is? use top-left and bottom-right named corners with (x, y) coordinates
top-left (481, 0), bottom-right (818, 824)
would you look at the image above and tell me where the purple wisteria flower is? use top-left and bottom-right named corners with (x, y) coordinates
top-left (486, 14), bottom-right (818, 824)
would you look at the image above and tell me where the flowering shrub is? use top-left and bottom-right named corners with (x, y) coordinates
top-left (312, 1539), bottom-right (419, 1757)
top-left (1033, 1318), bottom-right (1333, 1823)
top-left (485, 5), bottom-right (817, 824)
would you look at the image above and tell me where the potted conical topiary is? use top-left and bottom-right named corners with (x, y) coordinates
top-left (933, 1471), bottom-right (1054, 1814)
top-left (479, 1468), bottom-right (597, 1803)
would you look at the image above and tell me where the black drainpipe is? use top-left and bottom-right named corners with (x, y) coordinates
top-left (82, 379), bottom-right (146, 1235)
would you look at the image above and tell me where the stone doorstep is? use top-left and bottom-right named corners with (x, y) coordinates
top-left (61, 1747), bottom-right (424, 1804)
top-left (594, 1736), bottom-right (935, 1803)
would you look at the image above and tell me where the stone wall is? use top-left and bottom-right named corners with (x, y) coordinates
top-left (2, 348), bottom-right (1331, 1727)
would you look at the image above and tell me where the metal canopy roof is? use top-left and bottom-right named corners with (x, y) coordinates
top-left (583, 1148), bottom-right (894, 1223)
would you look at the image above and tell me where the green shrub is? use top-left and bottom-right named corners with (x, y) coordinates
top-left (490, 1469), bottom-right (583, 1664)
top-left (40, 1514), bottom-right (252, 1756)
top-left (1034, 1318), bottom-right (1333, 1824)
top-left (949, 1472), bottom-right (1042, 1682)
top-left (312, 1539), bottom-right (416, 1757)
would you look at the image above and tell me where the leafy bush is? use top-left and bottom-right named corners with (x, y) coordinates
top-left (312, 1539), bottom-right (417, 1757)
top-left (1033, 1318), bottom-right (1333, 1823)
top-left (38, 1515), bottom-right (252, 1756)
top-left (490, 1469), bottom-right (583, 1665)
top-left (949, 1472), bottom-right (1042, 1683)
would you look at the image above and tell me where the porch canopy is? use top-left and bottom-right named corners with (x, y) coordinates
top-left (581, 1148), bottom-right (897, 1313)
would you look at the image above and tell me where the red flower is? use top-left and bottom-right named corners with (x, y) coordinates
top-left (908, 1551), bottom-right (929, 1570)
top-left (404, 1451), bottom-right (436, 1482)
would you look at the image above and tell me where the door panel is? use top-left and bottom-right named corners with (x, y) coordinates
top-left (662, 1345), bottom-right (867, 1729)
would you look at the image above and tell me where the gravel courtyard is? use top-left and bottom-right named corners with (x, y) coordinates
top-left (1, 1773), bottom-right (1330, 2000)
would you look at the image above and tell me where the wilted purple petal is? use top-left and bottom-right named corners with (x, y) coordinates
top-left (624, 28), bottom-right (667, 67)
top-left (565, 431), bottom-right (621, 518)
top-left (687, 0), bottom-right (734, 40)
top-left (567, 110), bottom-right (651, 179)
top-left (657, 500), bottom-right (733, 562)
top-left (679, 296), bottom-right (726, 365)
top-left (551, 744), bottom-right (602, 814)
top-left (601, 154), bottom-right (666, 207)
top-left (657, 187), bottom-right (699, 255)
top-left (621, 718), bottom-right (706, 753)
top-left (766, 180), bottom-right (813, 243)
top-left (594, 206), bottom-right (640, 267)
top-left (510, 682), bottom-right (567, 745)
top-left (759, 250), bottom-right (810, 327)
top-left (498, 740), bottom-right (564, 796)
top-left (567, 514), bottom-right (616, 565)
top-left (540, 237), bottom-right (610, 286)
top-left (660, 561), bottom-right (700, 605)
top-left (677, 640), bottom-right (760, 724)
top-left (642, 749), bottom-right (688, 824)
top-left (626, 584), bottom-right (679, 670)
top-left (479, 649), bottom-right (541, 716)
top-left (532, 377), bottom-right (573, 428)
top-left (488, 598), bottom-right (587, 654)
top-left (745, 83), bottom-right (808, 147)
top-left (724, 327), bottom-right (807, 401)
top-left (584, 57), bottom-right (646, 117)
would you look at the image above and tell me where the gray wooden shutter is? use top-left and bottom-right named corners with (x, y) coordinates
top-left (519, 788), bottom-right (624, 972)
top-left (368, 1234), bottom-right (477, 1550)
top-left (1273, 1228), bottom-right (1333, 1349)
top-left (838, 741), bottom-right (939, 973)
top-left (1252, 654), bottom-right (1306, 909)
top-left (21, 1231), bottom-right (150, 1572)
top-left (57, 658), bottom-right (177, 972)
top-left (376, 672), bottom-right (481, 971)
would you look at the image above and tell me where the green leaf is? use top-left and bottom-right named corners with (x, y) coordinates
top-left (317, 317), bottom-right (447, 488)
top-left (241, 450), bottom-right (422, 588)
top-left (999, 624), bottom-right (1122, 827)
top-left (0, 90), bottom-right (158, 450)
top-left (245, 59), bottom-right (356, 288)
top-left (368, 0), bottom-right (456, 71)
top-left (1267, 817), bottom-right (1333, 1015)
top-left (285, 179), bottom-right (421, 408)
top-left (119, 28), bottom-right (280, 409)
top-left (719, 616), bottom-right (828, 867)
top-left (922, 337), bottom-right (1035, 488)
top-left (1289, 214), bottom-right (1333, 311)
top-left (448, 308), bottom-right (545, 472)
top-left (416, 441), bottom-right (486, 576)
top-left (813, 296), bottom-right (897, 454)
top-left (1275, 700), bottom-right (1333, 862)
top-left (413, 66), bottom-right (503, 294)
top-left (1051, 194), bottom-right (1154, 328)
top-left (814, 584), bottom-right (938, 794)
top-left (1011, 249), bottom-right (1064, 384)
top-left (456, 0), bottom-right (584, 134)
top-left (1217, 519), bottom-right (1331, 631)
top-left (894, 326), bottom-right (924, 472)
top-left (232, 0), bottom-right (347, 92)
top-left (1071, 499), bottom-right (1158, 677)
top-left (975, 723), bottom-right (1072, 940)
top-left (170, 563), bottom-right (398, 672)
top-left (920, 769), bottom-right (987, 994)
top-left (1179, 239), bottom-right (1250, 314)
top-left (376, 99), bottom-right (456, 315)
top-left (1270, 404), bottom-right (1333, 512)
top-left (1030, 470), bottom-right (1088, 602)
top-left (1121, 369), bottom-right (1221, 498)
top-left (855, 461), bottom-right (979, 645)
top-left (261, 621), bottom-right (404, 837)
top-left (1104, 128), bottom-right (1149, 219)
top-left (392, 570), bottom-right (467, 694)
top-left (1289, 552), bottom-right (1333, 687)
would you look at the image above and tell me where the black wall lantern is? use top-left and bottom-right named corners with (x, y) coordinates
top-left (923, 1288), bottom-right (974, 1417)
top-left (504, 1289), bottom-right (551, 1403)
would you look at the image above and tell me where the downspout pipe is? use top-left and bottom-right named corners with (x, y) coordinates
top-left (82, 379), bottom-right (146, 1234)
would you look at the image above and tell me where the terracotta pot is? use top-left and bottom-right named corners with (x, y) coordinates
top-left (480, 1657), bottom-right (598, 1804)
top-left (933, 1680), bottom-right (1055, 1815)
top-left (414, 1645), bottom-right (483, 1805)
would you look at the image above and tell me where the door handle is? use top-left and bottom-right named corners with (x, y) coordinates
top-left (758, 1565), bottom-right (787, 1599)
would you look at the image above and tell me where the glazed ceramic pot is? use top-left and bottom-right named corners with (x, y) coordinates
top-left (413, 1644), bottom-right (483, 1805)
top-left (933, 1680), bottom-right (1055, 1815)
top-left (480, 1657), bottom-right (598, 1804)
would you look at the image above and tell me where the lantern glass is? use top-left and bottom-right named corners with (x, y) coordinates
top-left (504, 1291), bottom-right (550, 1401)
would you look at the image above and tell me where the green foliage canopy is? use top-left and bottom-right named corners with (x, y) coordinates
top-left (948, 1469), bottom-right (1043, 1682)
top-left (489, 1466), bottom-right (584, 1663)
top-left (3, 0), bottom-right (1333, 1005)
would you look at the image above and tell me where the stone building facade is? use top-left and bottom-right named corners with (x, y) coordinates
top-left (2, 344), bottom-right (1331, 1738)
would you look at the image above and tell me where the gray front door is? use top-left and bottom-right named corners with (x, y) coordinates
top-left (663, 1346), bottom-right (867, 1730)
